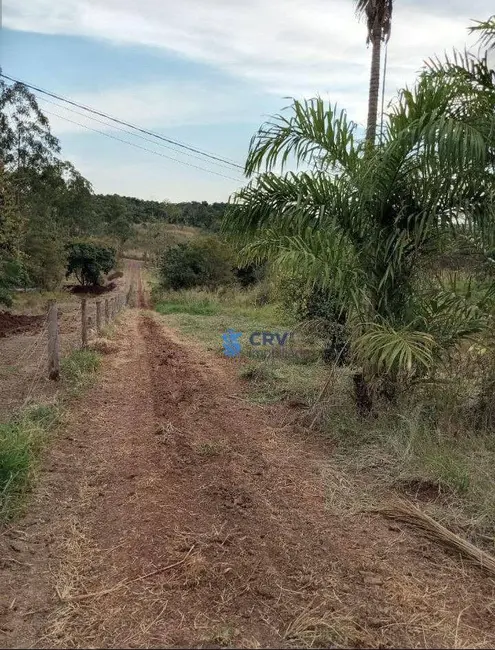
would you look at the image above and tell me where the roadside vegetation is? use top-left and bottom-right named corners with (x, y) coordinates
top-left (151, 16), bottom-right (495, 550)
top-left (0, 347), bottom-right (101, 521)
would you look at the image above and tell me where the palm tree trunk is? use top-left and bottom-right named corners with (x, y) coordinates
top-left (366, 36), bottom-right (382, 145)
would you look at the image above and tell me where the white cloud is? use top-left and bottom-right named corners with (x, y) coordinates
top-left (4, 0), bottom-right (493, 200)
top-left (5, 0), bottom-right (493, 127)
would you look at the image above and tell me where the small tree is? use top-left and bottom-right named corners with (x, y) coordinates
top-left (159, 236), bottom-right (234, 291)
top-left (66, 242), bottom-right (116, 287)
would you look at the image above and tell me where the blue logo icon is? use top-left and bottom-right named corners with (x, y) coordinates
top-left (222, 329), bottom-right (242, 357)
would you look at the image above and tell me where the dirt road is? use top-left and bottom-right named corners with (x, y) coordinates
top-left (1, 274), bottom-right (494, 647)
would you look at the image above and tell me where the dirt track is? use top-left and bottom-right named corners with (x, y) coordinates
top-left (1, 271), bottom-right (495, 648)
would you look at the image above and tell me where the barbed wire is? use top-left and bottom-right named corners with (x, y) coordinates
top-left (2, 289), bottom-right (130, 415)
top-left (9, 315), bottom-right (49, 368)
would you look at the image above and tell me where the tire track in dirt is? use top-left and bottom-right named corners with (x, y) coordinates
top-left (1, 298), bottom-right (495, 648)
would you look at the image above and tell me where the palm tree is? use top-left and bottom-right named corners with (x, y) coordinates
top-left (224, 47), bottom-right (495, 408)
top-left (356, 0), bottom-right (393, 145)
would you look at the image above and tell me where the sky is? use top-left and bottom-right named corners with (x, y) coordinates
top-left (2, 0), bottom-right (493, 202)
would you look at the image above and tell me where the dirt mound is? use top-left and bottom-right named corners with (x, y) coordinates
top-left (0, 312), bottom-right (45, 338)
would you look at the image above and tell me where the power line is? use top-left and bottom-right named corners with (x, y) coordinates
top-left (0, 72), bottom-right (245, 171)
top-left (41, 107), bottom-right (244, 183)
top-left (35, 93), bottom-right (243, 173)
top-left (379, 41), bottom-right (389, 145)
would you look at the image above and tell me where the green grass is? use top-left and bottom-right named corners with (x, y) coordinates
top-left (153, 287), bottom-right (329, 408)
top-left (0, 405), bottom-right (59, 520)
top-left (156, 300), bottom-right (219, 316)
top-left (153, 287), bottom-right (292, 353)
top-left (0, 348), bottom-right (102, 522)
top-left (324, 402), bottom-right (495, 545)
top-left (152, 284), bottom-right (495, 547)
top-left (61, 349), bottom-right (101, 394)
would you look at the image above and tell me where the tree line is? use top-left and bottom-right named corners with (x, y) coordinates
top-left (0, 72), bottom-right (228, 303)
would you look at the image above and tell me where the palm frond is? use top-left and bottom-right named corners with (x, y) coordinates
top-left (469, 16), bottom-right (495, 51)
top-left (354, 323), bottom-right (436, 375)
top-left (244, 98), bottom-right (360, 176)
top-left (355, 0), bottom-right (393, 44)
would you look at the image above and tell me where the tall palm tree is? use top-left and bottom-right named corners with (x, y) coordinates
top-left (356, 0), bottom-right (393, 145)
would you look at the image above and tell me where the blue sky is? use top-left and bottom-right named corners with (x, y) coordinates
top-left (2, 0), bottom-right (493, 201)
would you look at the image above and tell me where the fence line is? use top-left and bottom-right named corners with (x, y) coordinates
top-left (47, 289), bottom-right (130, 381)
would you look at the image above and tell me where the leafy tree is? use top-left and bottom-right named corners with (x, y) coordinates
top-left (1, 75), bottom-right (95, 295)
top-left (0, 170), bottom-right (26, 304)
top-left (159, 236), bottom-right (234, 290)
top-left (0, 73), bottom-right (60, 176)
top-left (66, 242), bottom-right (116, 287)
top-left (91, 194), bottom-right (228, 232)
top-left (24, 229), bottom-right (67, 290)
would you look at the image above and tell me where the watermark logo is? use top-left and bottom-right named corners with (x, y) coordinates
top-left (221, 330), bottom-right (292, 357)
top-left (222, 329), bottom-right (243, 357)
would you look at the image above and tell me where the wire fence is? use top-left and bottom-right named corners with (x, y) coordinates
top-left (0, 284), bottom-right (135, 419)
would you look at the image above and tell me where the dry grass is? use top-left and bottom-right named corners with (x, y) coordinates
top-left (88, 337), bottom-right (119, 355)
top-left (284, 601), bottom-right (362, 648)
top-left (194, 440), bottom-right (224, 457)
top-left (12, 289), bottom-right (78, 315)
top-left (373, 498), bottom-right (495, 578)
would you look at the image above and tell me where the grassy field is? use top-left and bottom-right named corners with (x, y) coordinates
top-left (153, 284), bottom-right (495, 550)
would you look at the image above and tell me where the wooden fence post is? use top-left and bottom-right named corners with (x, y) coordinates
top-left (104, 298), bottom-right (109, 325)
top-left (47, 300), bottom-right (60, 380)
top-left (96, 300), bottom-right (102, 334)
top-left (81, 298), bottom-right (88, 348)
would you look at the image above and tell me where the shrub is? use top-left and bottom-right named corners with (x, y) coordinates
top-left (66, 242), bottom-right (116, 287)
top-left (277, 277), bottom-right (349, 364)
top-left (159, 236), bottom-right (234, 291)
top-left (235, 263), bottom-right (266, 288)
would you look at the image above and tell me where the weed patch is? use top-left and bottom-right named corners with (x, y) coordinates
top-left (195, 441), bottom-right (224, 457)
top-left (1, 349), bottom-right (101, 522)
top-left (61, 349), bottom-right (101, 394)
top-left (0, 404), bottom-right (59, 520)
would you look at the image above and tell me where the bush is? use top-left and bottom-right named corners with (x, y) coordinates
top-left (0, 258), bottom-right (27, 306)
top-left (234, 263), bottom-right (266, 288)
top-left (159, 236), bottom-right (234, 291)
top-left (277, 277), bottom-right (349, 364)
top-left (66, 242), bottom-right (116, 287)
